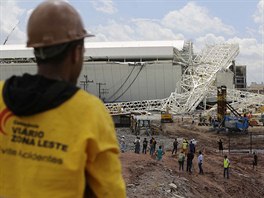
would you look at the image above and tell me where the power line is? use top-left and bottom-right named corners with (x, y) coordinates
top-left (3, 20), bottom-right (20, 45)
top-left (107, 66), bottom-right (136, 101)
top-left (112, 65), bottom-right (144, 102)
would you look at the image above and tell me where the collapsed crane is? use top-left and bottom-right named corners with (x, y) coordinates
top-left (105, 43), bottom-right (264, 115)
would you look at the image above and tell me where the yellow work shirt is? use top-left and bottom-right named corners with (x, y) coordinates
top-left (0, 81), bottom-right (126, 198)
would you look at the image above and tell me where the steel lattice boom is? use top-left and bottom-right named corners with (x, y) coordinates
top-left (105, 43), bottom-right (263, 115)
top-left (205, 86), bottom-right (264, 115)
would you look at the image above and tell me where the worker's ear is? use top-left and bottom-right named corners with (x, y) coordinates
top-left (71, 44), bottom-right (83, 64)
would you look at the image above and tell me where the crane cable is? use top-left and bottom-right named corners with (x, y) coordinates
top-left (106, 65), bottom-right (136, 101)
top-left (3, 20), bottom-right (21, 45)
top-left (111, 65), bottom-right (144, 102)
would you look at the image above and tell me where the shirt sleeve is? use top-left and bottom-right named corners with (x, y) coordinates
top-left (86, 147), bottom-right (126, 198)
top-left (85, 98), bottom-right (126, 198)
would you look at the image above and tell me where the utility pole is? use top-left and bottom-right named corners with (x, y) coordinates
top-left (101, 88), bottom-right (109, 102)
top-left (96, 82), bottom-right (106, 100)
top-left (80, 75), bottom-right (93, 91)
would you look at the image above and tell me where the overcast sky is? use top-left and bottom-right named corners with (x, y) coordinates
top-left (0, 0), bottom-right (263, 85)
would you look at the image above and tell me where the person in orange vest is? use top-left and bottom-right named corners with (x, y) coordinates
top-left (223, 155), bottom-right (230, 179)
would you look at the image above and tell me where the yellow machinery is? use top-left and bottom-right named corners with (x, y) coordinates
top-left (161, 111), bottom-right (173, 123)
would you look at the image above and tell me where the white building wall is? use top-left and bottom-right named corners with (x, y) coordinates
top-left (0, 63), bottom-right (36, 79)
top-left (79, 62), bottom-right (182, 102)
top-left (0, 62), bottom-right (182, 102)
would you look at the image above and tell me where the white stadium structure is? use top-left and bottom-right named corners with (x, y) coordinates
top-left (1, 40), bottom-right (263, 115)
top-left (0, 41), bottom-right (189, 103)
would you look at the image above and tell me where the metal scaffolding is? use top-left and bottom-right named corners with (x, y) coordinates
top-left (105, 43), bottom-right (264, 115)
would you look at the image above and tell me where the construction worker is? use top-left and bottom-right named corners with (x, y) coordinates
top-left (142, 137), bottom-right (148, 154)
top-left (252, 152), bottom-right (258, 171)
top-left (189, 140), bottom-right (196, 154)
top-left (223, 155), bottom-right (230, 179)
top-left (120, 135), bottom-right (126, 153)
top-left (153, 137), bottom-right (157, 152)
top-left (218, 138), bottom-right (224, 155)
top-left (0, 1), bottom-right (125, 198)
top-left (178, 151), bottom-right (185, 171)
top-left (182, 138), bottom-right (188, 155)
top-left (149, 137), bottom-right (157, 155)
top-left (186, 151), bottom-right (194, 173)
top-left (134, 136), bottom-right (141, 154)
top-left (198, 151), bottom-right (204, 175)
top-left (156, 145), bottom-right (165, 161)
top-left (172, 138), bottom-right (178, 155)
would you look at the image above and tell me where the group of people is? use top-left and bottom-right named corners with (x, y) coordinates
top-left (217, 139), bottom-right (258, 176)
top-left (121, 136), bottom-right (156, 153)
top-left (176, 139), bottom-right (198, 174)
top-left (132, 136), bottom-right (158, 155)
top-left (120, 135), bottom-right (259, 179)
top-left (135, 136), bottom-right (164, 160)
top-left (120, 136), bottom-right (165, 160)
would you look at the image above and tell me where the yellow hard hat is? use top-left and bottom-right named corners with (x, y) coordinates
top-left (27, 0), bottom-right (93, 48)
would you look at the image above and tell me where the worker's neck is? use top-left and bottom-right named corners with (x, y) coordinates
top-left (37, 65), bottom-right (66, 82)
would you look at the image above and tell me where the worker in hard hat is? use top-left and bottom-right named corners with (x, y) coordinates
top-left (0, 1), bottom-right (125, 198)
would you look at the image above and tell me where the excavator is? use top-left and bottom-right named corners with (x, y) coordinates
top-left (222, 103), bottom-right (249, 133)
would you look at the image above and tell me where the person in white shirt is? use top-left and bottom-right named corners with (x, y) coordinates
top-left (198, 151), bottom-right (204, 174)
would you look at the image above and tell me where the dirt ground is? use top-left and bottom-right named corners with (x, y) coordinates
top-left (119, 120), bottom-right (264, 198)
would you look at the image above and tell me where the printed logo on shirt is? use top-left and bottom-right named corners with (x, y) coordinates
top-left (0, 109), bottom-right (69, 165)
top-left (0, 108), bottom-right (13, 135)
top-left (10, 120), bottom-right (69, 153)
top-left (0, 108), bottom-right (69, 153)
